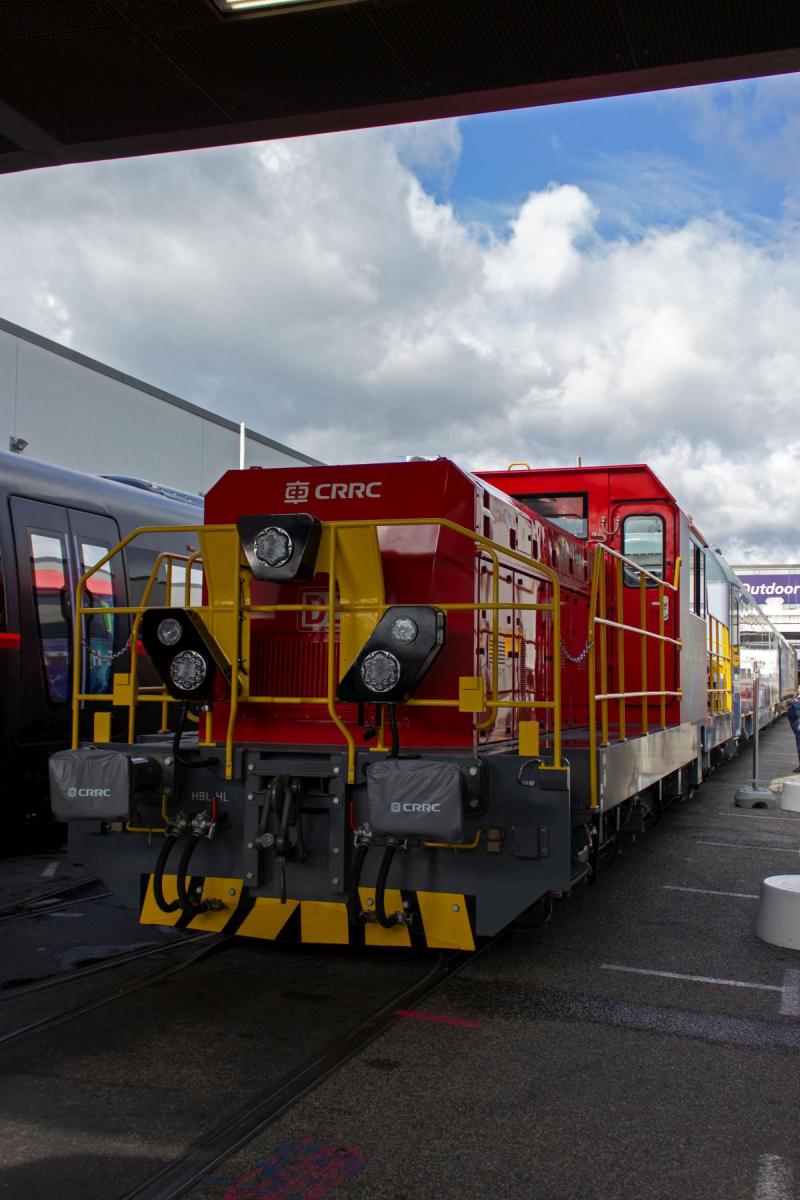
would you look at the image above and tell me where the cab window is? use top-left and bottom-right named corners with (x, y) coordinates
top-left (513, 493), bottom-right (588, 538)
top-left (30, 531), bottom-right (70, 703)
top-left (622, 514), bottom-right (664, 587)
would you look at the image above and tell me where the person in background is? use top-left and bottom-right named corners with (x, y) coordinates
top-left (787, 690), bottom-right (800, 774)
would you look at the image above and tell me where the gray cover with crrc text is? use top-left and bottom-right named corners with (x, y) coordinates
top-left (49, 748), bottom-right (131, 821)
top-left (366, 758), bottom-right (464, 842)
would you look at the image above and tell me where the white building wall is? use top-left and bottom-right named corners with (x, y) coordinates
top-left (1, 319), bottom-right (318, 493)
top-left (730, 562), bottom-right (800, 657)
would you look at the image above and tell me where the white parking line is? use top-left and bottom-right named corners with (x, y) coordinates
top-left (601, 964), bottom-right (782, 993)
top-left (755, 1154), bottom-right (793, 1200)
top-left (40, 861), bottom-right (58, 878)
top-left (663, 885), bottom-right (759, 899)
top-left (695, 840), bottom-right (800, 855)
top-left (780, 970), bottom-right (800, 1017)
top-left (716, 811), bottom-right (800, 825)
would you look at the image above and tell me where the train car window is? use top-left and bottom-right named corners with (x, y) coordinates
top-left (622, 515), bottom-right (664, 586)
top-left (513, 493), bottom-right (588, 538)
top-left (689, 543), bottom-right (706, 616)
top-left (80, 542), bottom-right (116, 695)
top-left (30, 532), bottom-right (70, 704)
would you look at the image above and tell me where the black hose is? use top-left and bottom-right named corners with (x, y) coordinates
top-left (388, 705), bottom-right (400, 758)
top-left (175, 835), bottom-right (201, 910)
top-left (374, 844), bottom-right (400, 928)
top-left (152, 834), bottom-right (181, 913)
top-left (347, 843), bottom-right (369, 928)
top-left (172, 701), bottom-right (219, 772)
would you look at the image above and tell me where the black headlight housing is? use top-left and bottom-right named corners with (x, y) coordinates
top-left (237, 513), bottom-right (322, 583)
top-left (140, 608), bottom-right (233, 701)
top-left (337, 605), bottom-right (446, 703)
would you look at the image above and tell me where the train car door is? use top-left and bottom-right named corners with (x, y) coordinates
top-left (611, 500), bottom-right (680, 729)
top-left (10, 498), bottom-right (125, 748)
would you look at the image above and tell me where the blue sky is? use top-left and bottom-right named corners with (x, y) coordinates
top-left (426, 74), bottom-right (800, 234)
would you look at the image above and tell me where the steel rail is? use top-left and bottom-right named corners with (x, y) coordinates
top-left (0, 933), bottom-right (209, 1003)
top-left (117, 938), bottom-right (501, 1200)
top-left (0, 888), bottom-right (112, 926)
top-left (0, 932), bottom-right (224, 1050)
top-left (0, 874), bottom-right (103, 919)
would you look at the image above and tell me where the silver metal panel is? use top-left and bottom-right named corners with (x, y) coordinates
top-left (679, 512), bottom-right (708, 725)
top-left (599, 722), bottom-right (699, 809)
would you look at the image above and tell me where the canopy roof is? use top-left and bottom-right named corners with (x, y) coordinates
top-left (1, 0), bottom-right (798, 173)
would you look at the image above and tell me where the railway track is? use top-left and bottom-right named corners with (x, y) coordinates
top-left (118, 942), bottom-right (494, 1200)
top-left (0, 931), bottom-right (226, 1050)
top-left (0, 928), bottom-right (210, 1004)
top-left (0, 873), bottom-right (107, 924)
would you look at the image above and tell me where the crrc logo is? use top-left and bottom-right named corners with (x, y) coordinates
top-left (67, 787), bottom-right (112, 798)
top-left (284, 480), bottom-right (382, 504)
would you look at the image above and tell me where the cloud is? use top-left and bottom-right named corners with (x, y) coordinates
top-left (0, 120), bottom-right (799, 561)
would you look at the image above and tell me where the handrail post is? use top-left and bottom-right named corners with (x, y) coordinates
top-left (476, 545), bottom-right (501, 733)
top-left (599, 554), bottom-right (609, 746)
top-left (551, 573), bottom-right (562, 768)
top-left (615, 556), bottom-right (625, 741)
top-left (658, 582), bottom-right (666, 728)
top-left (639, 575), bottom-right (648, 735)
top-left (325, 526), bottom-right (356, 783)
top-left (587, 548), bottom-right (600, 808)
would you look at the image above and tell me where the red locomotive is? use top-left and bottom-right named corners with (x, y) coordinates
top-left (52, 457), bottom-right (796, 948)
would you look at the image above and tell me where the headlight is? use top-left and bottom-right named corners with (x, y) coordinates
top-left (337, 606), bottom-right (446, 704)
top-left (390, 617), bottom-right (418, 645)
top-left (169, 650), bottom-right (208, 692)
top-left (255, 526), bottom-right (293, 569)
top-left (141, 608), bottom-right (233, 701)
top-left (157, 617), bottom-right (183, 647)
top-left (360, 650), bottom-right (401, 694)
top-left (238, 512), bottom-right (322, 582)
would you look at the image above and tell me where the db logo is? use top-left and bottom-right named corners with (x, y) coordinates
top-left (390, 802), bottom-right (402, 813)
top-left (284, 481), bottom-right (310, 505)
top-left (298, 588), bottom-right (339, 632)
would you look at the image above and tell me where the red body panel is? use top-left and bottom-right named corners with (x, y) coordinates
top-left (204, 460), bottom-right (590, 752)
top-left (479, 464), bottom-right (682, 734)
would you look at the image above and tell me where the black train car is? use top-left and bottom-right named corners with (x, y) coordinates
top-left (0, 450), bottom-right (201, 847)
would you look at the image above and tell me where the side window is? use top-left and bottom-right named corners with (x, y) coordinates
top-left (513, 493), bottom-right (588, 538)
top-left (81, 542), bottom-right (116, 695)
top-left (688, 542), bottom-right (706, 616)
top-left (30, 531), bottom-right (70, 704)
top-left (622, 515), bottom-right (664, 587)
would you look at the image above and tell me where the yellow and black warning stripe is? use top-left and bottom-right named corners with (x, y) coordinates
top-left (140, 874), bottom-right (476, 950)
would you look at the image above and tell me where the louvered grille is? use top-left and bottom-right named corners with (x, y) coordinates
top-left (251, 634), bottom-right (337, 699)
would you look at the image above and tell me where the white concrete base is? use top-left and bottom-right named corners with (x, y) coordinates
top-left (755, 875), bottom-right (800, 950)
top-left (780, 778), bottom-right (800, 813)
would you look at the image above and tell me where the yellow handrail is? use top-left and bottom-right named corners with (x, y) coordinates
top-left (72, 516), bottom-right (565, 788)
top-left (586, 545), bottom-right (683, 809)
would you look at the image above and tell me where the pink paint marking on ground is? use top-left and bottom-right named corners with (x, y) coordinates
top-left (394, 1008), bottom-right (481, 1029)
